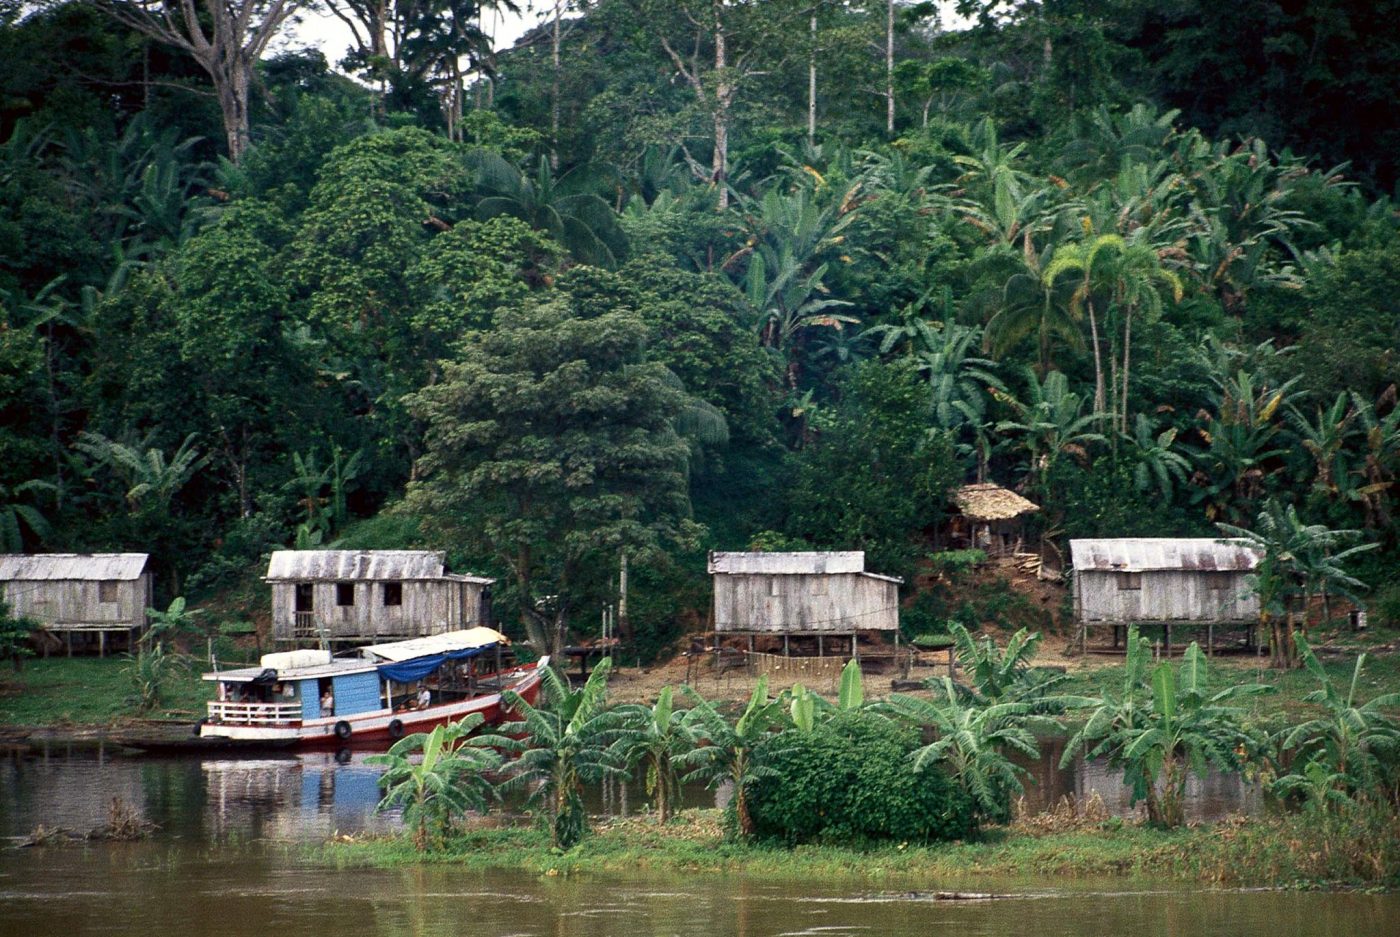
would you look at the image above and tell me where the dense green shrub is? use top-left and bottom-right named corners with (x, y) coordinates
top-left (745, 712), bottom-right (975, 845)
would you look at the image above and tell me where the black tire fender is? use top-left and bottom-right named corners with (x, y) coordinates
top-left (387, 718), bottom-right (405, 740)
top-left (334, 747), bottom-right (352, 765)
top-left (334, 720), bottom-right (352, 740)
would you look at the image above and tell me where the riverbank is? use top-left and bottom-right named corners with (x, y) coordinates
top-left (4, 631), bottom-right (1398, 736)
top-left (320, 804), bottom-right (1400, 890)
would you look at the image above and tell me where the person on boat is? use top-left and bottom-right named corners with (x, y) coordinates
top-left (320, 688), bottom-right (334, 717)
top-left (416, 685), bottom-right (431, 709)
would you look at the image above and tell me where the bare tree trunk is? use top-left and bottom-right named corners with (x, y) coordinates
top-left (1121, 308), bottom-right (1133, 435)
top-left (712, 6), bottom-right (731, 209)
top-left (807, 11), bottom-right (817, 144)
top-left (551, 0), bottom-right (562, 170)
top-left (1087, 300), bottom-right (1106, 420)
top-left (885, 0), bottom-right (895, 135)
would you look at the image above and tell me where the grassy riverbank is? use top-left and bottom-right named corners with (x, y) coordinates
top-left (0, 657), bottom-right (211, 729)
top-left (321, 804), bottom-right (1400, 890)
top-left (2, 637), bottom-right (1396, 732)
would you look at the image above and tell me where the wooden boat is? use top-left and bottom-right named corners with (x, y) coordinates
top-left (197, 627), bottom-right (548, 748)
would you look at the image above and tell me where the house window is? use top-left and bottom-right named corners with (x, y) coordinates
top-left (382, 583), bottom-right (403, 607)
top-left (1205, 572), bottom-right (1234, 591)
top-left (336, 583), bottom-right (356, 607)
top-left (99, 581), bottom-right (119, 603)
top-left (1117, 572), bottom-right (1142, 591)
top-left (810, 577), bottom-right (828, 596)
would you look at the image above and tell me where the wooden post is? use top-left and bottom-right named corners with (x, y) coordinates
top-left (99, 631), bottom-right (105, 658)
top-left (1207, 623), bottom-right (1214, 658)
top-left (783, 633), bottom-right (789, 657)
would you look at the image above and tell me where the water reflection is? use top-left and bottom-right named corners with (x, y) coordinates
top-left (0, 745), bottom-right (1395, 937)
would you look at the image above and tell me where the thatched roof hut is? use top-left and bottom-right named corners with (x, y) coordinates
top-left (949, 484), bottom-right (1040, 557)
top-left (953, 483), bottom-right (1041, 521)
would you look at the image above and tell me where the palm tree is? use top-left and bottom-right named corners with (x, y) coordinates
top-left (983, 236), bottom-right (1084, 375)
top-left (500, 660), bottom-right (630, 849)
top-left (615, 686), bottom-right (694, 824)
top-left (0, 479), bottom-right (56, 552)
top-left (471, 151), bottom-right (626, 266)
top-left (74, 431), bottom-right (207, 516)
top-left (885, 676), bottom-right (1053, 827)
top-left (1041, 234), bottom-right (1120, 421)
top-left (677, 677), bottom-right (787, 838)
top-left (992, 368), bottom-right (1105, 492)
top-left (1218, 499), bottom-right (1377, 668)
top-left (1286, 393), bottom-right (1359, 498)
top-left (366, 714), bottom-right (509, 851)
top-left (1124, 414), bottom-right (1192, 503)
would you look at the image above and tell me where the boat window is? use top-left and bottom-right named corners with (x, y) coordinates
top-left (383, 582), bottom-right (403, 606)
top-left (336, 583), bottom-right (355, 607)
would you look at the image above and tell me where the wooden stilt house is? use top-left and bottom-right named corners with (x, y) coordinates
top-left (0, 553), bottom-right (152, 655)
top-left (266, 550), bottom-right (494, 646)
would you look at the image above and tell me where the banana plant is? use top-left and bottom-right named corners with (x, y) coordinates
top-left (616, 685), bottom-right (694, 823)
top-left (678, 677), bottom-right (787, 838)
top-left (1275, 636), bottom-right (1400, 803)
top-left (500, 659), bottom-right (630, 850)
top-left (367, 714), bottom-right (512, 851)
top-left (1063, 628), bottom-right (1270, 827)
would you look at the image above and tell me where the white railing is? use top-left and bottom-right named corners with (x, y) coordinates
top-left (207, 701), bottom-right (303, 724)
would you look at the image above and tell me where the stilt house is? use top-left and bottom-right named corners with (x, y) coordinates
top-left (266, 550), bottom-right (494, 645)
top-left (708, 551), bottom-right (901, 656)
top-left (0, 553), bottom-right (152, 655)
top-left (1070, 538), bottom-right (1262, 653)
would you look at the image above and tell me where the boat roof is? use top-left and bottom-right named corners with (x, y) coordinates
top-left (203, 627), bottom-right (510, 682)
top-left (362, 627), bottom-right (508, 662)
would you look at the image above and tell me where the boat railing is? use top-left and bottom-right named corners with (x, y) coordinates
top-left (207, 700), bottom-right (303, 724)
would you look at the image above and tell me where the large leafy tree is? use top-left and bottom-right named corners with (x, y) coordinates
top-left (405, 280), bottom-right (698, 655)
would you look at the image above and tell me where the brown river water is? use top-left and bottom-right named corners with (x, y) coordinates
top-left (1, 741), bottom-right (1397, 937)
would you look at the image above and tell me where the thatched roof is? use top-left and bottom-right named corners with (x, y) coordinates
top-left (953, 483), bottom-right (1041, 521)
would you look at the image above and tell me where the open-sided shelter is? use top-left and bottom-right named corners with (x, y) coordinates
top-left (0, 553), bottom-right (152, 655)
top-left (266, 550), bottom-right (494, 645)
top-left (950, 483), bottom-right (1041, 557)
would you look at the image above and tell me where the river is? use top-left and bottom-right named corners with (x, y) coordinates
top-left (1, 741), bottom-right (1396, 937)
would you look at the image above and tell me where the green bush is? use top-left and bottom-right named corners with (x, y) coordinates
top-left (745, 712), bottom-right (976, 845)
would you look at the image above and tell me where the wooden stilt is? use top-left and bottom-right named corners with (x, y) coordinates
top-left (99, 631), bottom-right (105, 658)
top-left (1207, 623), bottom-right (1214, 658)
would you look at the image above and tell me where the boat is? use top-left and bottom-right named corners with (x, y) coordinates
top-left (196, 627), bottom-right (549, 748)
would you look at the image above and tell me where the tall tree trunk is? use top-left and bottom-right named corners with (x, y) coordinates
top-left (551, 0), bottom-right (562, 170)
top-left (885, 0), bottom-right (895, 135)
top-left (1086, 299), bottom-right (1106, 421)
top-left (712, 6), bottom-right (731, 209)
top-left (807, 12), bottom-right (817, 144)
top-left (1121, 308), bottom-right (1133, 435)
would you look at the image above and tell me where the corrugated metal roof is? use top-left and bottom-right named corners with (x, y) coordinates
top-left (265, 550), bottom-right (449, 581)
top-left (708, 552), bottom-right (866, 575)
top-left (0, 553), bottom-right (149, 581)
top-left (1069, 539), bottom-right (1261, 573)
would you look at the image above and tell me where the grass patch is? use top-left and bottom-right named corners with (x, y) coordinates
top-left (319, 804), bottom-right (1400, 890)
top-left (0, 656), bottom-right (213, 727)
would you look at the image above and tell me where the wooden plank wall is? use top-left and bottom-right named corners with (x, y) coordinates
top-left (2, 576), bottom-right (150, 630)
top-left (1076, 570), bottom-right (1259, 623)
top-left (271, 580), bottom-right (489, 642)
top-left (713, 573), bottom-right (898, 633)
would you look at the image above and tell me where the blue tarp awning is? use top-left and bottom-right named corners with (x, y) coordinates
top-left (376, 644), bottom-right (495, 684)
